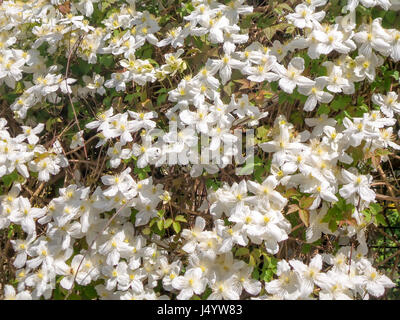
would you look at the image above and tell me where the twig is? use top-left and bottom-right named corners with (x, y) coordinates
top-left (47, 119), bottom-right (75, 148)
top-left (288, 237), bottom-right (324, 249)
top-left (376, 248), bottom-right (400, 267)
top-left (376, 164), bottom-right (400, 215)
top-left (375, 194), bottom-right (400, 202)
top-left (373, 225), bottom-right (400, 247)
top-left (29, 182), bottom-right (45, 202)
top-left (68, 159), bottom-right (98, 166)
top-left (170, 202), bottom-right (209, 218)
top-left (290, 223), bottom-right (304, 234)
top-left (65, 134), bottom-right (98, 156)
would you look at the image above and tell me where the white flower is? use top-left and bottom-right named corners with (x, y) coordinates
top-left (132, 136), bottom-right (161, 168)
top-left (297, 77), bottom-right (333, 112)
top-left (353, 18), bottom-right (392, 57)
top-left (181, 216), bottom-right (206, 253)
top-left (128, 111), bottom-right (157, 131)
top-left (372, 91), bottom-right (400, 118)
top-left (19, 123), bottom-right (44, 145)
top-left (11, 234), bottom-right (35, 268)
top-left (3, 285), bottom-right (32, 300)
top-left (316, 24), bottom-right (351, 55)
top-left (270, 40), bottom-right (288, 62)
top-left (107, 142), bottom-right (132, 168)
top-left (208, 274), bottom-right (241, 300)
top-left (286, 4), bottom-right (325, 29)
top-left (290, 255), bottom-right (323, 295)
top-left (339, 169), bottom-right (376, 205)
top-left (10, 197), bottom-right (46, 235)
top-left (260, 125), bottom-right (304, 166)
top-left (104, 72), bottom-right (128, 92)
top-left (306, 205), bottom-right (334, 243)
top-left (86, 73), bottom-right (106, 95)
top-left (265, 260), bottom-right (302, 300)
top-left (172, 268), bottom-right (207, 300)
top-left (273, 57), bottom-right (315, 94)
top-left (361, 263), bottom-right (395, 297)
top-left (246, 175), bottom-right (287, 208)
top-left (320, 61), bottom-right (351, 93)
top-left (102, 261), bottom-right (129, 290)
top-left (315, 270), bottom-right (353, 300)
top-left (70, 130), bottom-right (84, 149)
top-left (243, 54), bottom-right (279, 83)
top-left (213, 53), bottom-right (245, 84)
top-left (101, 167), bottom-right (136, 198)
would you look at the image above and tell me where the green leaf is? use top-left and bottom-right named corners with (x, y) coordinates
top-left (205, 178), bottom-right (220, 191)
top-left (375, 213), bottom-right (387, 227)
top-left (103, 96), bottom-right (112, 107)
top-left (82, 285), bottom-right (98, 300)
top-left (175, 215), bottom-right (187, 223)
top-left (157, 209), bottom-right (165, 217)
top-left (363, 209), bottom-right (372, 223)
top-left (235, 247), bottom-right (249, 257)
top-left (164, 218), bottom-right (173, 228)
top-left (375, 148), bottom-right (392, 157)
top-left (67, 293), bottom-right (82, 300)
top-left (142, 227), bottom-right (151, 235)
top-left (370, 203), bottom-right (382, 215)
top-left (134, 166), bottom-right (150, 180)
top-left (290, 110), bottom-right (303, 126)
top-left (130, 208), bottom-right (138, 225)
top-left (157, 93), bottom-right (167, 106)
top-left (330, 96), bottom-right (351, 111)
top-left (260, 255), bottom-right (277, 282)
top-left (2, 171), bottom-right (19, 188)
top-left (328, 219), bottom-right (338, 233)
top-left (8, 224), bottom-right (14, 238)
top-left (149, 217), bottom-right (157, 228)
top-left (237, 156), bottom-right (262, 175)
top-left (301, 243), bottom-right (312, 254)
top-left (276, 3), bottom-right (294, 12)
top-left (71, 58), bottom-right (91, 76)
top-left (256, 125), bottom-right (269, 142)
top-left (298, 209), bottom-right (309, 227)
top-left (172, 221), bottom-right (181, 233)
top-left (299, 196), bottom-right (315, 209)
top-left (249, 254), bottom-right (256, 267)
top-left (317, 104), bottom-right (330, 115)
top-left (251, 267), bottom-right (260, 280)
top-left (201, 287), bottom-right (212, 300)
top-left (383, 10), bottom-right (397, 26)
top-left (99, 55), bottom-right (114, 67)
top-left (124, 94), bottom-right (135, 104)
top-left (157, 219), bottom-right (164, 231)
top-left (15, 81), bottom-right (24, 94)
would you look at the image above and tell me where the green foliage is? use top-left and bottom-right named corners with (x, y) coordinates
top-left (1, 171), bottom-right (21, 189)
top-left (322, 198), bottom-right (355, 232)
top-left (363, 203), bottom-right (387, 226)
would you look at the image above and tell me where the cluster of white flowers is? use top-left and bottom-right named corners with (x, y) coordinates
top-left (206, 178), bottom-right (291, 253)
top-left (75, 0), bottom-right (400, 180)
top-left (1, 0), bottom-right (399, 300)
top-left (0, 118), bottom-right (68, 182)
top-left (256, 249), bottom-right (394, 300)
top-left (1, 169), bottom-right (179, 300)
